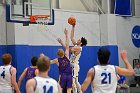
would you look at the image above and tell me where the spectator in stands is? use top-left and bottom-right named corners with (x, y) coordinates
top-left (117, 75), bottom-right (130, 93)
top-left (134, 63), bottom-right (140, 87)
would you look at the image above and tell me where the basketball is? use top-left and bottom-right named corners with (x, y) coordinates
top-left (68, 16), bottom-right (76, 26)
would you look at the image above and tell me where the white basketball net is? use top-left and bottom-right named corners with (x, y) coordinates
top-left (35, 17), bottom-right (50, 31)
top-left (36, 17), bottom-right (49, 25)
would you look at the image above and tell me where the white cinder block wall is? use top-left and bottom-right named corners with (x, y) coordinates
top-left (116, 17), bottom-right (140, 67)
top-left (10, 10), bottom-right (100, 46)
top-left (100, 14), bottom-right (140, 67)
top-left (0, 5), bottom-right (6, 45)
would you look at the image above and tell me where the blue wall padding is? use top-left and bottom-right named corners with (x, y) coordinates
top-left (0, 45), bottom-right (118, 93)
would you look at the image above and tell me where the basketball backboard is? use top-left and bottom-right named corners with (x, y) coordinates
top-left (6, 0), bottom-right (54, 25)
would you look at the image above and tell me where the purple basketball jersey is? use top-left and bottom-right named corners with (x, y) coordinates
top-left (58, 56), bottom-right (72, 74)
top-left (25, 66), bottom-right (36, 83)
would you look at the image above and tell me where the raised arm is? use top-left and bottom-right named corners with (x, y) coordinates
top-left (116, 50), bottom-right (134, 76)
top-left (64, 28), bottom-right (69, 58)
top-left (57, 38), bottom-right (66, 48)
top-left (71, 26), bottom-right (77, 45)
top-left (81, 68), bottom-right (94, 92)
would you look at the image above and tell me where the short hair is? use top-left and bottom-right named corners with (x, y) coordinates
top-left (31, 56), bottom-right (38, 66)
top-left (98, 47), bottom-right (110, 65)
top-left (37, 56), bottom-right (50, 72)
top-left (81, 37), bottom-right (87, 46)
top-left (57, 49), bottom-right (64, 57)
top-left (2, 53), bottom-right (12, 65)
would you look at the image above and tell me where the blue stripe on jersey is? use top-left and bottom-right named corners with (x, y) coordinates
top-left (34, 78), bottom-right (37, 91)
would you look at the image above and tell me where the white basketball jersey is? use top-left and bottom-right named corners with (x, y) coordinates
top-left (75, 47), bottom-right (82, 64)
top-left (70, 46), bottom-right (82, 64)
top-left (0, 65), bottom-right (13, 93)
top-left (34, 76), bottom-right (59, 93)
top-left (70, 46), bottom-right (82, 77)
top-left (91, 65), bottom-right (117, 93)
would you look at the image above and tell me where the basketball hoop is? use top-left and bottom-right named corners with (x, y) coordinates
top-left (30, 15), bottom-right (50, 32)
top-left (30, 15), bottom-right (50, 25)
top-left (29, 15), bottom-right (58, 39)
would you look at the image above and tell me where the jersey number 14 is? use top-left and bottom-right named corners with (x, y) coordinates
top-left (43, 86), bottom-right (53, 93)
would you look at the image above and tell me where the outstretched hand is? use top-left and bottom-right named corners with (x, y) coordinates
top-left (72, 23), bottom-right (76, 27)
top-left (120, 50), bottom-right (127, 60)
top-left (57, 38), bottom-right (62, 43)
top-left (64, 28), bottom-right (68, 35)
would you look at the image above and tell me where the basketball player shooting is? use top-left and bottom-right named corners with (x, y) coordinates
top-left (69, 17), bottom-right (87, 93)
top-left (58, 17), bottom-right (87, 93)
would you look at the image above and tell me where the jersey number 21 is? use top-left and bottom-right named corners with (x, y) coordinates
top-left (101, 73), bottom-right (111, 84)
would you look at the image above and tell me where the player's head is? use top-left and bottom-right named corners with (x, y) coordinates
top-left (98, 47), bottom-right (110, 65)
top-left (31, 56), bottom-right (38, 66)
top-left (57, 49), bottom-right (65, 58)
top-left (77, 37), bottom-right (87, 46)
top-left (2, 53), bottom-right (12, 65)
top-left (37, 56), bottom-right (50, 72)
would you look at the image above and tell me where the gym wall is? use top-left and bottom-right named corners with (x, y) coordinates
top-left (2, 5), bottom-right (140, 93)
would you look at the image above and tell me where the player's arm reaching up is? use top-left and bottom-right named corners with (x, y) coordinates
top-left (57, 28), bottom-right (69, 58)
top-left (57, 38), bottom-right (66, 49)
top-left (70, 26), bottom-right (77, 45)
top-left (115, 50), bottom-right (134, 76)
top-left (57, 28), bottom-right (69, 49)
top-left (64, 28), bottom-right (69, 58)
